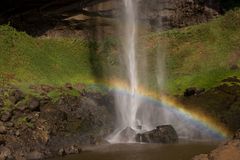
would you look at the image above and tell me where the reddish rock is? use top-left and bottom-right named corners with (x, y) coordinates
top-left (193, 130), bottom-right (240, 160)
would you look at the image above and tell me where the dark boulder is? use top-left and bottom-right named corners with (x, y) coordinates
top-left (57, 145), bottom-right (81, 156)
top-left (136, 125), bottom-right (178, 143)
top-left (28, 98), bottom-right (40, 111)
top-left (184, 87), bottom-right (205, 97)
top-left (9, 89), bottom-right (24, 104)
top-left (64, 145), bottom-right (82, 155)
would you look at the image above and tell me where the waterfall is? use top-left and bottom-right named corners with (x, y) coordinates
top-left (122, 0), bottom-right (139, 130)
top-left (107, 0), bottom-right (140, 143)
top-left (107, 0), bottom-right (226, 144)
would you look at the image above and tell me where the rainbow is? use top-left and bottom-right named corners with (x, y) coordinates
top-left (96, 78), bottom-right (231, 140)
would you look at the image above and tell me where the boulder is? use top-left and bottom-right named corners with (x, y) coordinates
top-left (9, 89), bottom-right (24, 104)
top-left (184, 87), bottom-right (205, 97)
top-left (64, 145), bottom-right (82, 155)
top-left (58, 145), bottom-right (81, 156)
top-left (0, 124), bottom-right (7, 134)
top-left (16, 101), bottom-right (27, 112)
top-left (28, 98), bottom-right (40, 111)
top-left (0, 111), bottom-right (12, 122)
top-left (136, 125), bottom-right (178, 143)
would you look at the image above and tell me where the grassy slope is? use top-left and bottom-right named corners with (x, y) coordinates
top-left (0, 26), bottom-right (95, 86)
top-left (0, 9), bottom-right (240, 95)
top-left (162, 9), bottom-right (240, 94)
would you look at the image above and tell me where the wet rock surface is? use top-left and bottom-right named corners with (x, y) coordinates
top-left (0, 84), bottom-right (115, 159)
top-left (136, 125), bottom-right (178, 143)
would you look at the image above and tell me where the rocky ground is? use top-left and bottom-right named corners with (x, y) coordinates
top-left (1, 77), bottom-right (240, 159)
top-left (193, 130), bottom-right (240, 160)
top-left (0, 84), bottom-right (115, 160)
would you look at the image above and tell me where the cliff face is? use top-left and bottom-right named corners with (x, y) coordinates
top-left (0, 0), bottom-right (238, 36)
top-left (139, 0), bottom-right (220, 30)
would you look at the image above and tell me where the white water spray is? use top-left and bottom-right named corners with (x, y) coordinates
top-left (107, 0), bottom-right (222, 143)
top-left (123, 0), bottom-right (139, 130)
top-left (107, 0), bottom-right (141, 143)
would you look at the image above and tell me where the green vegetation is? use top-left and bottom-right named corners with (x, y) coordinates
top-left (166, 9), bottom-right (240, 94)
top-left (1, 9), bottom-right (240, 95)
top-left (0, 25), bottom-right (96, 86)
top-left (16, 116), bottom-right (35, 129)
top-left (144, 9), bottom-right (240, 94)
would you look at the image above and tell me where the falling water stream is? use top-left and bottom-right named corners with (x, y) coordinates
top-left (107, 0), bottom-right (141, 143)
top-left (107, 0), bottom-right (227, 143)
top-left (123, 0), bottom-right (139, 132)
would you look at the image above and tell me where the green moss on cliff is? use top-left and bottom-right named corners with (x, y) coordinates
top-left (0, 25), bottom-right (95, 86)
top-left (145, 9), bottom-right (240, 94)
top-left (1, 9), bottom-right (240, 96)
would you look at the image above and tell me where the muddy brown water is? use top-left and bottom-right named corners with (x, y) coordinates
top-left (50, 141), bottom-right (219, 160)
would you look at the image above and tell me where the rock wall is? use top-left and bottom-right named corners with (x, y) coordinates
top-left (0, 84), bottom-right (115, 159)
top-left (138, 0), bottom-right (220, 30)
top-left (2, 0), bottom-right (223, 36)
